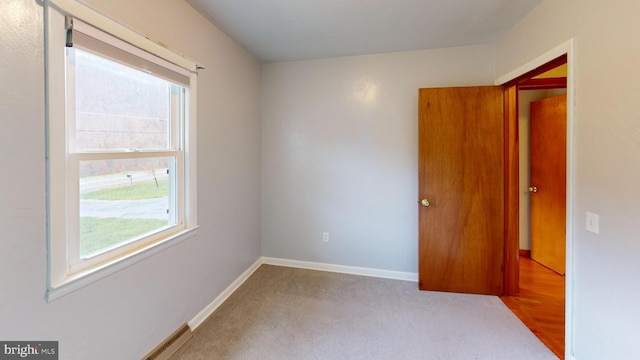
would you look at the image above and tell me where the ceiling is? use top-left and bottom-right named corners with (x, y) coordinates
top-left (187, 0), bottom-right (542, 64)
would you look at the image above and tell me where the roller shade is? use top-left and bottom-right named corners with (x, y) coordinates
top-left (65, 16), bottom-right (191, 87)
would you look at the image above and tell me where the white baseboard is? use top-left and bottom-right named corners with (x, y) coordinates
top-left (262, 257), bottom-right (418, 282)
top-left (187, 258), bottom-right (262, 329)
top-left (188, 256), bottom-right (418, 330)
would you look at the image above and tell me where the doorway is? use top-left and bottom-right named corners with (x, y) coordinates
top-left (417, 40), bottom-right (575, 358)
top-left (519, 65), bottom-right (568, 273)
top-left (501, 56), bottom-right (568, 359)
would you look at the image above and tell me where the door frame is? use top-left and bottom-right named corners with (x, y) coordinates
top-left (497, 39), bottom-right (575, 359)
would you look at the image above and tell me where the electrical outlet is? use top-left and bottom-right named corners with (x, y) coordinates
top-left (586, 211), bottom-right (599, 234)
top-left (322, 232), bottom-right (329, 243)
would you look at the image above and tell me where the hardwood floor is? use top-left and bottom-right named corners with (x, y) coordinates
top-left (500, 256), bottom-right (565, 359)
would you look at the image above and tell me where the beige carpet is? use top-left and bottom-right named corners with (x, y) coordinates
top-left (170, 265), bottom-right (557, 360)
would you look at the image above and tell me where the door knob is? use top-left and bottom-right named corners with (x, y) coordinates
top-left (528, 186), bottom-right (538, 193)
top-left (421, 199), bottom-right (430, 207)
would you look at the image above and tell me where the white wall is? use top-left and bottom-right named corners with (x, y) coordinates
top-left (497, 0), bottom-right (640, 358)
top-left (0, 0), bottom-right (261, 358)
top-left (261, 45), bottom-right (495, 273)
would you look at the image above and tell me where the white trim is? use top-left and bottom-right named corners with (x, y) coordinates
top-left (494, 38), bottom-right (576, 360)
top-left (45, 3), bottom-right (199, 301)
top-left (47, 226), bottom-right (199, 301)
top-left (45, 0), bottom-right (200, 72)
top-left (494, 39), bottom-right (574, 85)
top-left (187, 258), bottom-right (263, 330)
top-left (187, 257), bottom-right (418, 330)
top-left (46, 2), bottom-right (70, 291)
top-left (262, 257), bottom-right (419, 282)
top-left (184, 74), bottom-right (197, 228)
top-left (565, 40), bottom-right (577, 360)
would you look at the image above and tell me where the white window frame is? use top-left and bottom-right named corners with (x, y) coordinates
top-left (45, 0), bottom-right (199, 301)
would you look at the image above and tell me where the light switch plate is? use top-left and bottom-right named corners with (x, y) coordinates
top-left (586, 211), bottom-right (599, 234)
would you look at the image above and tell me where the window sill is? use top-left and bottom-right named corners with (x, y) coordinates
top-left (46, 226), bottom-right (199, 302)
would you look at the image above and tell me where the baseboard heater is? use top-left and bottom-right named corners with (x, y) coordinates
top-left (143, 323), bottom-right (193, 360)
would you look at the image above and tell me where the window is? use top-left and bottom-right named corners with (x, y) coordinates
top-left (45, 2), bottom-right (199, 300)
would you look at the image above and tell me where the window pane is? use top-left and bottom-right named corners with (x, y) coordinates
top-left (73, 48), bottom-right (174, 151)
top-left (79, 157), bottom-right (175, 257)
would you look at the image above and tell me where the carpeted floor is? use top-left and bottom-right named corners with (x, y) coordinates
top-left (169, 265), bottom-right (557, 360)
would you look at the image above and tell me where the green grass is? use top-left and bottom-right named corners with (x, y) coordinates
top-left (81, 177), bottom-right (168, 200)
top-left (80, 217), bottom-right (168, 256)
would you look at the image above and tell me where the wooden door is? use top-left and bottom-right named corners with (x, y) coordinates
top-left (418, 86), bottom-right (504, 295)
top-left (530, 94), bottom-right (567, 274)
